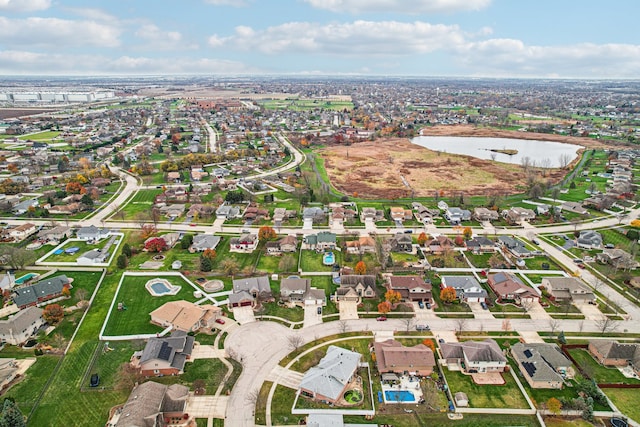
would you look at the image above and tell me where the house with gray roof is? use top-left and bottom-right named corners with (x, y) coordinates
top-left (302, 206), bottom-right (326, 223)
top-left (576, 230), bottom-right (603, 249)
top-left (541, 277), bottom-right (595, 304)
top-left (0, 306), bottom-right (44, 345)
top-left (37, 225), bottom-right (71, 243)
top-left (302, 231), bottom-right (337, 251)
top-left (299, 345), bottom-right (362, 404)
top-left (498, 236), bottom-right (533, 258)
top-left (77, 249), bottom-right (110, 265)
top-left (76, 225), bottom-right (110, 241)
top-left (588, 340), bottom-right (640, 374)
top-left (512, 343), bottom-right (572, 389)
top-left (11, 198), bottom-right (39, 215)
top-left (230, 276), bottom-right (272, 308)
top-left (130, 331), bottom-right (194, 377)
top-left (440, 339), bottom-right (506, 373)
top-left (12, 275), bottom-right (70, 309)
top-left (112, 381), bottom-right (190, 427)
top-left (190, 234), bottom-right (221, 252)
top-left (444, 207), bottom-right (471, 225)
top-left (440, 276), bottom-right (488, 303)
top-left (335, 274), bottom-right (377, 305)
top-left (280, 277), bottom-right (326, 307)
top-left (215, 204), bottom-right (241, 219)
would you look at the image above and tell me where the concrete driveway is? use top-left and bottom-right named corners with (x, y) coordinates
top-left (339, 300), bottom-right (359, 320)
top-left (186, 395), bottom-right (228, 419)
top-left (469, 302), bottom-right (494, 320)
top-left (232, 306), bottom-right (256, 324)
top-left (303, 303), bottom-right (323, 328)
top-left (577, 302), bottom-right (603, 320)
top-left (526, 301), bottom-right (551, 320)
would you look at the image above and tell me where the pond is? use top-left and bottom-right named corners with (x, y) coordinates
top-left (411, 136), bottom-right (582, 168)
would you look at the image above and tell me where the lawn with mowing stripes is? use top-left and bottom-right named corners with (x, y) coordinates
top-left (442, 367), bottom-right (529, 409)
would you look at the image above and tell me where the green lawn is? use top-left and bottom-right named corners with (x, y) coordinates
top-left (465, 252), bottom-right (494, 268)
top-left (300, 250), bottom-right (341, 272)
top-left (604, 388), bottom-right (640, 423)
top-left (3, 355), bottom-right (60, 416)
top-left (102, 274), bottom-right (199, 336)
top-left (568, 348), bottom-right (640, 384)
top-left (152, 358), bottom-right (229, 395)
top-left (442, 368), bottom-right (529, 409)
top-left (255, 251), bottom-right (299, 274)
top-left (43, 239), bottom-right (111, 263)
top-left (115, 189), bottom-right (162, 220)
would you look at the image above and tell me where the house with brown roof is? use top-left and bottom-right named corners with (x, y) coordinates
top-left (335, 274), bottom-right (377, 305)
top-left (112, 381), bottom-right (191, 427)
top-left (7, 223), bottom-right (37, 242)
top-left (440, 339), bottom-right (506, 373)
top-left (473, 207), bottom-right (499, 222)
top-left (130, 331), bottom-right (195, 377)
top-left (345, 236), bottom-right (376, 254)
top-left (588, 340), bottom-right (640, 373)
top-left (387, 275), bottom-right (431, 303)
top-left (374, 339), bottom-right (435, 376)
top-left (502, 207), bottom-right (536, 225)
top-left (541, 277), bottom-right (595, 304)
top-left (390, 206), bottom-right (412, 222)
top-left (150, 300), bottom-right (222, 333)
top-left (425, 235), bottom-right (454, 254)
top-left (487, 272), bottom-right (539, 305)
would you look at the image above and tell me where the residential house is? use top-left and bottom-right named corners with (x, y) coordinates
top-left (302, 207), bottom-right (326, 224)
top-left (47, 203), bottom-right (81, 215)
top-left (388, 233), bottom-right (413, 253)
top-left (390, 206), bottom-right (412, 223)
top-left (576, 230), bottom-right (603, 249)
top-left (190, 234), bottom-right (221, 252)
top-left (0, 306), bottom-right (45, 345)
top-left (112, 381), bottom-right (191, 427)
top-left (334, 275), bottom-right (377, 305)
top-left (150, 301), bottom-right (221, 333)
top-left (440, 276), bottom-right (488, 303)
top-left (11, 199), bottom-right (38, 215)
top-left (215, 204), bottom-right (241, 219)
top-left (444, 207), bottom-right (471, 225)
top-left (187, 203), bottom-right (216, 219)
top-left (302, 232), bottom-right (337, 251)
top-left (374, 339), bottom-right (435, 376)
top-left (473, 207), bottom-right (499, 222)
top-left (465, 236), bottom-right (496, 254)
top-left (425, 235), bottom-right (454, 254)
top-left (331, 205), bottom-right (357, 225)
top-left (130, 332), bottom-right (194, 377)
top-left (541, 277), bottom-right (596, 304)
top-left (387, 275), bottom-right (432, 303)
top-left (536, 204), bottom-right (551, 216)
top-left (77, 249), bottom-right (110, 265)
top-left (498, 235), bottom-right (533, 258)
top-left (561, 201), bottom-right (589, 216)
top-left (229, 276), bottom-right (272, 308)
top-left (359, 207), bottom-right (385, 223)
top-left (243, 206), bottom-right (269, 222)
top-left (487, 272), bottom-right (539, 305)
top-left (279, 277), bottom-right (326, 307)
top-left (298, 346), bottom-right (362, 404)
top-left (12, 275), bottom-right (70, 309)
top-left (265, 235), bottom-right (298, 255)
top-left (440, 339), bottom-right (507, 373)
top-left (7, 223), bottom-right (37, 242)
top-left (345, 236), bottom-right (376, 254)
top-left (596, 249), bottom-right (639, 270)
top-left (414, 203), bottom-right (440, 224)
top-left (167, 171), bottom-right (181, 182)
top-left (502, 207), bottom-right (536, 225)
top-left (229, 233), bottom-right (258, 253)
top-left (76, 225), bottom-right (110, 241)
top-left (0, 272), bottom-right (15, 291)
top-left (512, 343), bottom-right (572, 389)
top-left (583, 194), bottom-right (614, 211)
top-left (158, 204), bottom-right (186, 220)
top-left (588, 340), bottom-right (640, 373)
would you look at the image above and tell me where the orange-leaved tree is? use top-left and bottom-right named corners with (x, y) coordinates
top-left (417, 232), bottom-right (428, 246)
top-left (377, 301), bottom-right (391, 314)
top-left (463, 226), bottom-right (473, 240)
top-left (385, 289), bottom-right (402, 305)
top-left (43, 304), bottom-right (64, 324)
top-left (422, 339), bottom-right (436, 352)
top-left (202, 248), bottom-right (217, 260)
top-left (355, 260), bottom-right (367, 275)
top-left (258, 226), bottom-right (277, 241)
top-left (440, 287), bottom-right (457, 304)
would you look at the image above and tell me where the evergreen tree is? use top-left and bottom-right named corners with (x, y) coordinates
top-left (181, 234), bottom-right (193, 249)
top-left (200, 255), bottom-right (212, 272)
top-left (0, 398), bottom-right (25, 427)
top-left (122, 243), bottom-right (132, 258)
top-left (116, 254), bottom-right (128, 269)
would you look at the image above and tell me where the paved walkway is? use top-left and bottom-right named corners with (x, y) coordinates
top-left (519, 331), bottom-right (545, 343)
top-left (266, 366), bottom-right (304, 389)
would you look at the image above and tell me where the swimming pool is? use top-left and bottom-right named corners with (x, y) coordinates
top-left (323, 252), bottom-right (335, 266)
top-left (145, 278), bottom-right (181, 296)
top-left (384, 390), bottom-right (416, 403)
top-left (151, 282), bottom-right (171, 295)
top-left (15, 273), bottom-right (39, 285)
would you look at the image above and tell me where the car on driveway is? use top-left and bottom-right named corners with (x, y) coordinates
top-left (215, 318), bottom-right (226, 325)
top-left (418, 301), bottom-right (424, 309)
top-left (438, 338), bottom-right (445, 344)
top-left (317, 307), bottom-right (322, 315)
top-left (376, 316), bottom-right (387, 321)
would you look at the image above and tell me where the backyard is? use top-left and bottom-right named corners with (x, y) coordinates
top-left (567, 348), bottom-right (640, 384)
top-left (442, 368), bottom-right (529, 409)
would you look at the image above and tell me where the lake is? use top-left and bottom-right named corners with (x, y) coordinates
top-left (411, 135), bottom-right (583, 168)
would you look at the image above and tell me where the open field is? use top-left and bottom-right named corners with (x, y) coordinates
top-left (319, 137), bottom-right (566, 198)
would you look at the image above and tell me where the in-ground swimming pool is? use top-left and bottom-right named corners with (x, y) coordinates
top-left (145, 278), bottom-right (181, 296)
top-left (323, 252), bottom-right (335, 266)
top-left (384, 390), bottom-right (416, 403)
top-left (15, 273), bottom-right (39, 285)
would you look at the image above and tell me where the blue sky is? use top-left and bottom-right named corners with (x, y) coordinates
top-left (0, 0), bottom-right (639, 78)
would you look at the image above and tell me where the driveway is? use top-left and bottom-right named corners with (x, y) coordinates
top-left (577, 301), bottom-right (603, 320)
top-left (526, 301), bottom-right (551, 320)
top-left (303, 303), bottom-right (323, 328)
top-left (186, 395), bottom-right (228, 419)
top-left (191, 344), bottom-right (226, 359)
top-left (468, 302), bottom-right (494, 320)
top-left (232, 306), bottom-right (256, 324)
top-left (339, 300), bottom-right (359, 320)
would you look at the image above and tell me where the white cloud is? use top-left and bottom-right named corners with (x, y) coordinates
top-left (209, 20), bottom-right (466, 55)
top-left (204, 0), bottom-right (248, 7)
top-left (0, 17), bottom-right (122, 48)
top-left (456, 39), bottom-right (640, 78)
top-left (134, 24), bottom-right (192, 50)
top-left (65, 7), bottom-right (118, 22)
top-left (0, 0), bottom-right (51, 12)
top-left (304, 0), bottom-right (491, 14)
top-left (0, 49), bottom-right (257, 75)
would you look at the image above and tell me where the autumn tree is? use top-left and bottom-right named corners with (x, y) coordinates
top-left (202, 248), bottom-right (217, 260)
top-left (144, 237), bottom-right (168, 253)
top-left (422, 339), bottom-right (436, 352)
top-left (463, 227), bottom-right (473, 240)
top-left (546, 397), bottom-right (562, 415)
top-left (417, 232), bottom-right (428, 246)
top-left (140, 224), bottom-right (157, 239)
top-left (220, 259), bottom-right (240, 277)
top-left (377, 301), bottom-right (391, 315)
top-left (440, 287), bottom-right (457, 304)
top-left (454, 235), bottom-right (465, 247)
top-left (354, 260), bottom-right (367, 275)
top-left (384, 289), bottom-right (402, 305)
top-left (258, 226), bottom-right (277, 241)
top-left (43, 304), bottom-right (64, 324)
top-left (65, 181), bottom-right (85, 194)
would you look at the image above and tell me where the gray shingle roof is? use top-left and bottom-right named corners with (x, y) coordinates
top-left (299, 345), bottom-right (361, 402)
top-left (12, 275), bottom-right (69, 308)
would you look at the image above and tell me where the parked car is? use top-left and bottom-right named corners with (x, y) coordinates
top-left (90, 373), bottom-right (100, 387)
top-left (317, 307), bottom-right (322, 315)
top-left (577, 263), bottom-right (586, 269)
top-left (438, 338), bottom-right (445, 344)
top-left (605, 243), bottom-right (615, 249)
top-left (480, 301), bottom-right (488, 310)
top-left (418, 301), bottom-right (424, 309)
top-left (426, 302), bottom-right (431, 309)
top-left (215, 318), bottom-right (226, 325)
top-left (416, 324), bottom-right (430, 331)
top-left (573, 258), bottom-right (583, 264)
top-left (376, 316), bottom-right (387, 321)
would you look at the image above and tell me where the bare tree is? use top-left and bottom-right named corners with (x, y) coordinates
top-left (401, 317), bottom-right (415, 332)
top-left (502, 318), bottom-right (512, 332)
top-left (338, 320), bottom-right (349, 334)
top-left (559, 153), bottom-right (572, 168)
top-left (245, 388), bottom-right (260, 405)
top-left (75, 288), bottom-right (89, 305)
top-left (595, 316), bottom-right (618, 334)
top-left (548, 319), bottom-right (561, 334)
top-left (520, 300), bottom-right (534, 313)
top-left (455, 318), bottom-right (468, 334)
top-left (489, 152), bottom-right (497, 161)
top-left (287, 334), bottom-right (304, 351)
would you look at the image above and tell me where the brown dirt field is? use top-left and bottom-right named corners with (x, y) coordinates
top-left (420, 124), bottom-right (629, 150)
top-left (0, 108), bottom-right (62, 119)
top-left (319, 137), bottom-right (568, 199)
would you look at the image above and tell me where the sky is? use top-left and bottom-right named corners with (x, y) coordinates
top-left (0, 0), bottom-right (639, 78)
